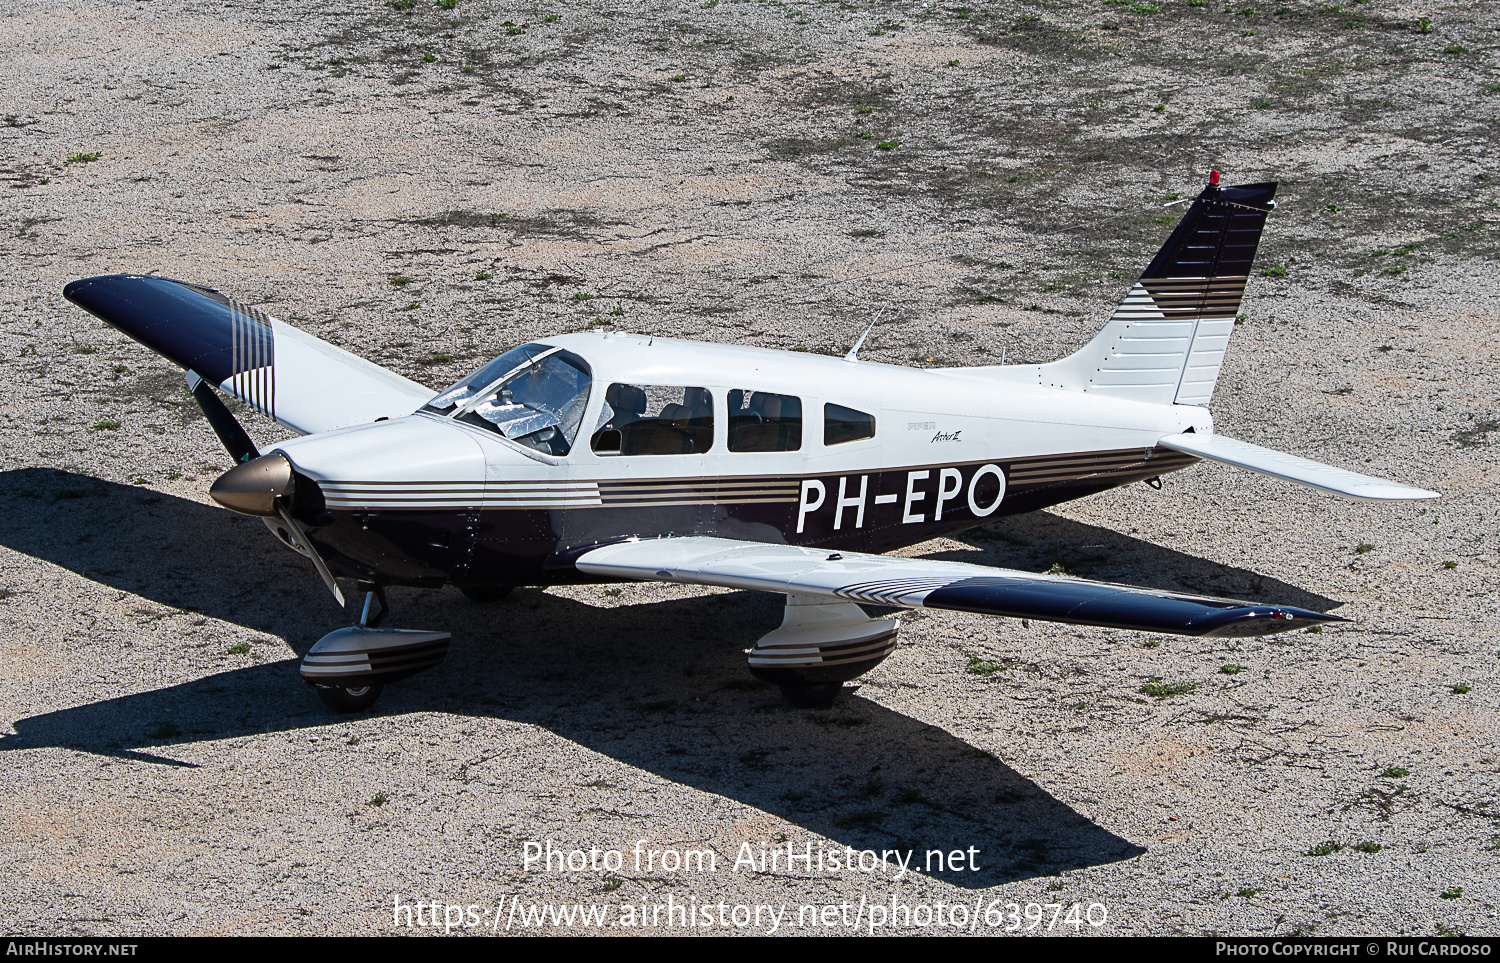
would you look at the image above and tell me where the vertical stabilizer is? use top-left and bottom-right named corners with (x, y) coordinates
top-left (1035, 175), bottom-right (1278, 406)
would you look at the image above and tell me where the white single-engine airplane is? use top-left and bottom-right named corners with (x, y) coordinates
top-left (63, 173), bottom-right (1437, 712)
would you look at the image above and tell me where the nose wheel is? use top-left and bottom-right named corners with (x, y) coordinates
top-left (316, 682), bottom-right (383, 712)
top-left (304, 585), bottom-right (451, 714)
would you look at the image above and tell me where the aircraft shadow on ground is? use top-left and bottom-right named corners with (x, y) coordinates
top-left (938, 511), bottom-right (1342, 614)
top-left (0, 469), bottom-right (1339, 886)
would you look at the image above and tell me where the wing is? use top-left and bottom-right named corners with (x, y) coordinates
top-left (63, 274), bottom-right (433, 435)
top-left (1159, 432), bottom-right (1438, 501)
top-left (576, 536), bottom-right (1345, 637)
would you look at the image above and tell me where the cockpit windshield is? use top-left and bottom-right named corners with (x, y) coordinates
top-left (423, 344), bottom-right (593, 456)
top-left (423, 343), bottom-right (551, 415)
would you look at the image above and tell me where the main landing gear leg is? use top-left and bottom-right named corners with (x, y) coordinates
top-left (301, 583), bottom-right (452, 714)
top-left (748, 594), bottom-right (901, 709)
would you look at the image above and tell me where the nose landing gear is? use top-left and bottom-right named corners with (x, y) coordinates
top-left (317, 681), bottom-right (382, 713)
top-left (301, 585), bottom-right (452, 713)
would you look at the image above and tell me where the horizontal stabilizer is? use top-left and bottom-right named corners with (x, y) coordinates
top-left (577, 536), bottom-right (1344, 638)
top-left (64, 275), bottom-right (434, 436)
top-left (1158, 432), bottom-right (1438, 501)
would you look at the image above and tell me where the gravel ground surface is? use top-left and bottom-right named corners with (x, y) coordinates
top-left (1, 0), bottom-right (1497, 937)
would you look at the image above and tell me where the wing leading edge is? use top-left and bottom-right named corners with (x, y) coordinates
top-left (576, 536), bottom-right (1345, 637)
top-left (64, 274), bottom-right (434, 436)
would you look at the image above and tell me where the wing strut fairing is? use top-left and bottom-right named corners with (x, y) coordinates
top-left (63, 274), bottom-right (434, 436)
top-left (577, 537), bottom-right (1344, 637)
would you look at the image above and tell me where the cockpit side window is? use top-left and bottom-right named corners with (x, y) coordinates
top-left (591, 384), bottom-right (713, 455)
top-left (824, 403), bottom-right (875, 445)
top-left (727, 390), bottom-right (802, 452)
top-left (452, 349), bottom-right (593, 456)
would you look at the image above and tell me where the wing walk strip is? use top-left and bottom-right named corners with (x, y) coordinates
top-left (834, 578), bottom-right (958, 606)
top-left (313, 446), bottom-right (1202, 510)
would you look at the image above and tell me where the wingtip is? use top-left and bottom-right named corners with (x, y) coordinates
top-left (1200, 604), bottom-right (1350, 637)
top-left (1283, 605), bottom-right (1349, 625)
top-left (1344, 485), bottom-right (1441, 501)
top-left (61, 276), bottom-right (96, 304)
top-left (63, 273), bottom-right (153, 307)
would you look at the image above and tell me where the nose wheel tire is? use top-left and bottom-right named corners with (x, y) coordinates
top-left (460, 584), bottom-right (514, 603)
top-left (316, 683), bottom-right (384, 713)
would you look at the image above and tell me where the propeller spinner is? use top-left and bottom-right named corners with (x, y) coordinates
top-left (209, 452), bottom-right (295, 517)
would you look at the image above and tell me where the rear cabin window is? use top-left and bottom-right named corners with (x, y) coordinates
top-left (592, 384), bottom-right (713, 455)
top-left (727, 390), bottom-right (802, 452)
top-left (824, 403), bottom-right (876, 445)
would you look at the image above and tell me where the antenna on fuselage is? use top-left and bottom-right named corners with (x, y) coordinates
top-left (843, 304), bottom-right (888, 363)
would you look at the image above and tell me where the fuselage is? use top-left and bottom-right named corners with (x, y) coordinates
top-left (266, 332), bottom-right (1211, 589)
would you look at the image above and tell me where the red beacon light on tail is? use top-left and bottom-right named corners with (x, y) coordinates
top-left (1208, 169), bottom-right (1221, 186)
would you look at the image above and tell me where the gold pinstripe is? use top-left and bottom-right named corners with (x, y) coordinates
top-left (312, 446), bottom-right (1202, 510)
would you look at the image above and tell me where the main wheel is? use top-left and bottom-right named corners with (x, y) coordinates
top-left (779, 683), bottom-right (842, 708)
top-left (316, 683), bottom-right (383, 713)
top-left (460, 584), bottom-right (514, 603)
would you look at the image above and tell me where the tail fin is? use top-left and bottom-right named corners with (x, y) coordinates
top-left (1036, 176), bottom-right (1278, 406)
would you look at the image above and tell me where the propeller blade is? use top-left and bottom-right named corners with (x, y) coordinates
top-left (207, 453), bottom-right (345, 609)
top-left (185, 370), bottom-right (259, 463)
top-left (188, 369), bottom-right (343, 609)
top-left (275, 500), bottom-right (346, 608)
